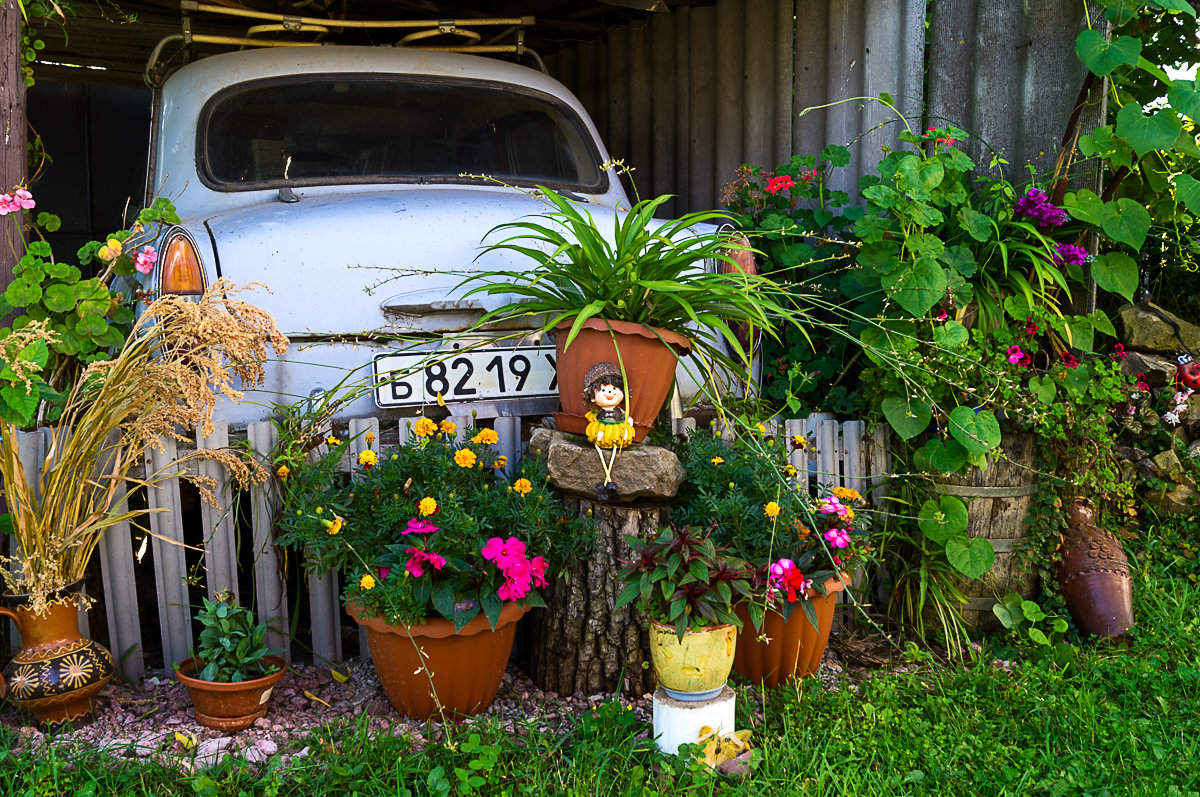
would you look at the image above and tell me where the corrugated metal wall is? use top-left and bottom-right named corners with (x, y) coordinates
top-left (546, 0), bottom-right (927, 216)
top-left (927, 0), bottom-right (1106, 181)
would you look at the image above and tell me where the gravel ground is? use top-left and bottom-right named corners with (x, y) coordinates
top-left (0, 645), bottom-right (871, 771)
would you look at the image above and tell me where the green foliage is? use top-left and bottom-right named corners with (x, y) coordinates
top-left (992, 592), bottom-right (1071, 648)
top-left (614, 524), bottom-right (754, 642)
top-left (188, 595), bottom-right (282, 683)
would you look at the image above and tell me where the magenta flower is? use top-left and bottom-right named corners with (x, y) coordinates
top-left (482, 536), bottom-right (527, 569)
top-left (1060, 351), bottom-right (1079, 369)
top-left (1007, 344), bottom-right (1025, 364)
top-left (817, 496), bottom-right (848, 517)
top-left (1024, 316), bottom-right (1039, 336)
top-left (824, 528), bottom-right (851, 549)
top-left (13, 187), bottom-right (34, 210)
top-left (404, 548), bottom-right (446, 577)
top-left (530, 556), bottom-right (549, 588)
top-left (935, 308), bottom-right (948, 322)
top-left (765, 175), bottom-right (795, 194)
top-left (1015, 189), bottom-right (1068, 229)
top-left (134, 245), bottom-right (158, 275)
top-left (0, 194), bottom-right (14, 216)
top-left (1113, 343), bottom-right (1128, 360)
top-left (404, 518), bottom-right (439, 535)
top-left (1051, 242), bottom-right (1088, 267)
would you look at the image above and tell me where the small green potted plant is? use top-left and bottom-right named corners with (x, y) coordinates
top-left (614, 524), bottom-right (753, 701)
top-left (461, 182), bottom-right (806, 441)
top-left (175, 595), bottom-right (287, 732)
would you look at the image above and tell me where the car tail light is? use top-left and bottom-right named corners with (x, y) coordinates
top-left (160, 230), bottom-right (205, 296)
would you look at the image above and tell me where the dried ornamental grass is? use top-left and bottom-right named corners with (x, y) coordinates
top-left (0, 281), bottom-right (288, 614)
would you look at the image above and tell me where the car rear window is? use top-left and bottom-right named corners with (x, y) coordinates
top-left (199, 76), bottom-right (606, 191)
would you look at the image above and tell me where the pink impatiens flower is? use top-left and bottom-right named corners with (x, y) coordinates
top-left (481, 536), bottom-right (527, 570)
top-left (404, 518), bottom-right (439, 535)
top-left (404, 548), bottom-right (446, 577)
top-left (824, 528), bottom-right (851, 549)
top-left (817, 496), bottom-right (848, 517)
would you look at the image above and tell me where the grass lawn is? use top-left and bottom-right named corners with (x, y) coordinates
top-left (3, 543), bottom-right (1198, 796)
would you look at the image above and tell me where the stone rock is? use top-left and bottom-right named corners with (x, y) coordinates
top-left (1189, 439), bottom-right (1200, 460)
top-left (1121, 351), bottom-right (1178, 388)
top-left (1116, 303), bottom-right (1200, 356)
top-left (1142, 482), bottom-right (1196, 514)
top-left (530, 428), bottom-right (684, 502)
top-left (1112, 445), bottom-right (1149, 462)
top-left (1152, 449), bottom-right (1183, 476)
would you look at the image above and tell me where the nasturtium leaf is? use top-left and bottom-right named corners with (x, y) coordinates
top-left (957, 207), bottom-right (994, 242)
top-left (1075, 30), bottom-right (1140, 76)
top-left (1090, 251), bottom-right (1138, 301)
top-left (42, 284), bottom-right (77, 313)
top-left (1175, 173), bottom-right (1200, 215)
top-left (1099, 198), bottom-right (1152, 251)
top-left (1021, 600), bottom-right (1047, 622)
top-left (1029, 375), bottom-right (1058, 405)
top-left (50, 324), bottom-right (82, 356)
top-left (1115, 102), bottom-right (1182, 157)
top-left (945, 536), bottom-right (995, 579)
top-left (44, 261), bottom-right (75, 280)
top-left (35, 212), bottom-right (61, 233)
top-left (895, 155), bottom-right (945, 199)
top-left (881, 395), bottom-right (932, 441)
top-left (925, 438), bottom-right (969, 474)
top-left (948, 406), bottom-right (1001, 454)
top-left (882, 257), bottom-right (947, 317)
top-left (938, 147), bottom-right (975, 174)
top-left (933, 320), bottom-right (969, 349)
top-left (1169, 80), bottom-right (1200, 121)
top-left (91, 325), bottom-right (124, 349)
top-left (1062, 189), bottom-right (1106, 224)
top-left (918, 495), bottom-right (969, 543)
top-left (78, 315), bottom-right (108, 336)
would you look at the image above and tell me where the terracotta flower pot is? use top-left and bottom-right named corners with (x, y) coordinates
top-left (647, 621), bottom-right (737, 701)
top-left (0, 590), bottom-right (114, 727)
top-left (1057, 501), bottom-right (1134, 639)
top-left (552, 318), bottom-right (691, 443)
top-left (733, 575), bottom-right (845, 688)
top-left (176, 655), bottom-right (288, 732)
top-left (348, 602), bottom-right (526, 720)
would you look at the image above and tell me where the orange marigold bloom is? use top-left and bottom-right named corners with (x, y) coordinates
top-left (412, 418), bottom-right (437, 437)
top-left (471, 428), bottom-right (499, 445)
top-left (440, 419), bottom-right (459, 435)
top-left (357, 450), bottom-right (378, 469)
top-left (793, 520), bottom-right (811, 539)
top-left (493, 455), bottom-right (509, 470)
top-left (513, 478), bottom-right (533, 495)
top-left (454, 448), bottom-right (477, 469)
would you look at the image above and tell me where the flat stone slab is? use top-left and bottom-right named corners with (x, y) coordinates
top-left (529, 427), bottom-right (684, 502)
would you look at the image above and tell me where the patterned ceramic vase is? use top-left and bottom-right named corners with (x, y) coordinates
top-left (1057, 500), bottom-right (1135, 639)
top-left (0, 590), bottom-right (114, 726)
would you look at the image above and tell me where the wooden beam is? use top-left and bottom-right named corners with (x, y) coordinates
top-left (1, 0), bottom-right (25, 293)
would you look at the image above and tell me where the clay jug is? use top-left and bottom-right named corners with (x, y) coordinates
top-left (1057, 500), bottom-right (1134, 639)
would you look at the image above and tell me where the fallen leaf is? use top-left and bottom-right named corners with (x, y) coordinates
top-left (330, 664), bottom-right (351, 683)
top-left (304, 690), bottom-right (331, 707)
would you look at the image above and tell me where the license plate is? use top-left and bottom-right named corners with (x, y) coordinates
top-left (373, 343), bottom-right (558, 408)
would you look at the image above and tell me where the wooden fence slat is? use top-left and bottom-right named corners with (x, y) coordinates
top-left (494, 416), bottom-right (520, 477)
top-left (842, 420), bottom-right (867, 499)
top-left (146, 438), bottom-right (193, 672)
top-left (785, 418), bottom-right (809, 495)
top-left (349, 417), bottom-right (381, 662)
top-left (98, 518), bottom-right (144, 681)
top-left (197, 421), bottom-right (239, 602)
top-left (869, 425), bottom-right (890, 506)
top-left (671, 417), bottom-right (697, 438)
top-left (307, 426), bottom-right (342, 665)
top-left (815, 419), bottom-right (840, 491)
top-left (247, 421), bottom-right (290, 662)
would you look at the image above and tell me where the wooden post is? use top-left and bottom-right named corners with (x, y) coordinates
top-left (0, 0), bottom-right (24, 293)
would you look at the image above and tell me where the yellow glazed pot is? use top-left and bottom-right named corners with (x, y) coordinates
top-left (648, 621), bottom-right (737, 701)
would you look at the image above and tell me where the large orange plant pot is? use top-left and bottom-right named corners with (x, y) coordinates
top-left (0, 593), bottom-right (114, 727)
top-left (349, 602), bottom-right (526, 720)
top-left (176, 655), bottom-right (288, 732)
top-left (733, 575), bottom-right (845, 688)
top-left (553, 319), bottom-right (691, 443)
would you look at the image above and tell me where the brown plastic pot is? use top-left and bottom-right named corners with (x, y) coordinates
top-left (348, 602), bottom-right (526, 720)
top-left (733, 575), bottom-right (845, 688)
top-left (1057, 501), bottom-right (1134, 640)
top-left (0, 587), bottom-right (115, 727)
top-left (552, 318), bottom-right (691, 443)
top-left (176, 655), bottom-right (288, 732)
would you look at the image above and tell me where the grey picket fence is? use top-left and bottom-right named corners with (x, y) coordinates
top-left (5, 413), bottom-right (888, 682)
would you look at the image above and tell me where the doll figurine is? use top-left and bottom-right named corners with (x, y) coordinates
top-left (582, 362), bottom-right (636, 501)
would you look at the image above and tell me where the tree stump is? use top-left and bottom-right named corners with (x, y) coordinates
top-left (527, 429), bottom-right (683, 697)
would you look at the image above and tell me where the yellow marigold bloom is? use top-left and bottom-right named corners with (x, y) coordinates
top-left (844, 507), bottom-right (855, 522)
top-left (365, 432), bottom-right (376, 444)
top-left (513, 478), bottom-right (533, 495)
top-left (791, 434), bottom-right (808, 449)
top-left (97, 237), bottom-right (123, 261)
top-left (412, 418), bottom-right (437, 437)
top-left (325, 516), bottom-right (343, 535)
top-left (493, 455), bottom-right (509, 470)
top-left (764, 501), bottom-right (781, 520)
top-left (276, 464), bottom-right (290, 480)
top-left (418, 497), bottom-right (438, 516)
top-left (440, 419), bottom-right (458, 435)
top-left (326, 435), bottom-right (341, 446)
top-left (832, 486), bottom-right (864, 504)
top-left (471, 428), bottom-right (499, 445)
top-left (754, 423), bottom-right (767, 437)
top-left (358, 450), bottom-right (378, 469)
top-left (454, 448), bottom-right (477, 469)
top-left (711, 456), bottom-right (725, 465)
top-left (783, 464), bottom-right (798, 478)
top-left (359, 574), bottom-right (376, 590)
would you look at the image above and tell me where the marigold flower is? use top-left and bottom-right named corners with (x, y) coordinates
top-left (276, 464), bottom-right (290, 480)
top-left (753, 422), bottom-right (768, 438)
top-left (493, 455), bottom-right (509, 470)
top-left (783, 464), bottom-right (798, 478)
top-left (440, 419), bottom-right (458, 435)
top-left (711, 455), bottom-right (725, 465)
top-left (412, 417), bottom-right (437, 437)
top-left (513, 478), bottom-right (533, 495)
top-left (417, 497), bottom-right (438, 516)
top-left (326, 435), bottom-right (341, 446)
top-left (359, 574), bottom-right (376, 590)
top-left (832, 486), bottom-right (863, 504)
top-left (454, 448), bottom-right (477, 468)
top-left (357, 450), bottom-right (378, 469)
top-left (471, 428), bottom-right (499, 445)
top-left (791, 435), bottom-right (807, 450)
top-left (325, 516), bottom-right (343, 536)
top-left (793, 520), bottom-right (811, 539)
top-left (365, 432), bottom-right (376, 444)
top-left (764, 501), bottom-right (781, 520)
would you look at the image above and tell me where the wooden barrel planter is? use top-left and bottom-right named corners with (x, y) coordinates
top-left (934, 433), bottom-right (1039, 630)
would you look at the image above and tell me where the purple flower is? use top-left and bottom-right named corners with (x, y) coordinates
top-left (1052, 242), bottom-right (1089, 267)
top-left (1015, 189), bottom-right (1068, 229)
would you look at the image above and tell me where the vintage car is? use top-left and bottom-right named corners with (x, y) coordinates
top-left (142, 45), bottom-right (716, 426)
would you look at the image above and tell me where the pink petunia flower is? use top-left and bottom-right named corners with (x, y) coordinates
top-left (379, 566), bottom-right (392, 580)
